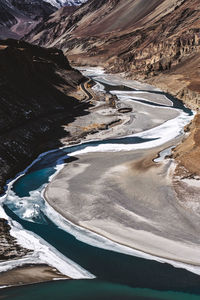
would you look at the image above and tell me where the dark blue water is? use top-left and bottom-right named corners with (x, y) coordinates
top-left (1, 78), bottom-right (199, 300)
top-left (2, 280), bottom-right (200, 300)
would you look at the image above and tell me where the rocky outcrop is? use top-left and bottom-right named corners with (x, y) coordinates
top-left (0, 39), bottom-right (88, 193)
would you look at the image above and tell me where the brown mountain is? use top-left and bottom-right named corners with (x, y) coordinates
top-left (0, 39), bottom-right (88, 192)
top-left (27, 0), bottom-right (200, 108)
top-left (0, 0), bottom-right (57, 39)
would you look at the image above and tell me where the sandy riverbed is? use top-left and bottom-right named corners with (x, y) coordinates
top-left (0, 264), bottom-right (69, 288)
top-left (44, 69), bottom-right (200, 272)
top-left (45, 143), bottom-right (200, 268)
top-left (62, 67), bottom-right (179, 145)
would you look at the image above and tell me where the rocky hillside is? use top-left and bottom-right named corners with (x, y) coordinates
top-left (0, 0), bottom-right (88, 39)
top-left (0, 39), bottom-right (88, 193)
top-left (27, 0), bottom-right (200, 108)
top-left (0, 0), bottom-right (57, 39)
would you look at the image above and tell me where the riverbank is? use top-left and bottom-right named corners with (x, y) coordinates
top-left (44, 68), bottom-right (200, 274)
top-left (64, 67), bottom-right (179, 145)
top-left (1, 67), bottom-right (163, 287)
top-left (0, 264), bottom-right (69, 288)
top-left (0, 62), bottom-right (142, 288)
top-left (0, 40), bottom-right (92, 286)
top-left (45, 145), bottom-right (200, 269)
top-left (0, 67), bottom-right (197, 289)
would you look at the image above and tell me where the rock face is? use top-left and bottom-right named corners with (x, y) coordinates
top-left (27, 0), bottom-right (200, 108)
top-left (0, 0), bottom-right (56, 39)
top-left (0, 39), bottom-right (88, 193)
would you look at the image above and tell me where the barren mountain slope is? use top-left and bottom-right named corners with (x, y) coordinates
top-left (0, 39), bottom-right (88, 192)
top-left (27, 0), bottom-right (200, 108)
top-left (0, 0), bottom-right (86, 39)
top-left (27, 0), bottom-right (173, 45)
top-left (0, 0), bottom-right (56, 39)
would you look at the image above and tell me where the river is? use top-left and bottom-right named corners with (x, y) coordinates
top-left (0, 68), bottom-right (199, 300)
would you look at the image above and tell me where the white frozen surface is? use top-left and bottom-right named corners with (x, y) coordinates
top-left (0, 160), bottom-right (94, 279)
top-left (154, 146), bottom-right (175, 163)
top-left (43, 0), bottom-right (88, 8)
top-left (69, 112), bottom-right (193, 156)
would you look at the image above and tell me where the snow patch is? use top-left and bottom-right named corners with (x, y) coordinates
top-left (43, 0), bottom-right (88, 8)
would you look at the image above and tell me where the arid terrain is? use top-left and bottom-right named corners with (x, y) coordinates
top-left (0, 0), bottom-right (82, 39)
top-left (27, 0), bottom-right (200, 108)
top-left (0, 0), bottom-right (56, 39)
top-left (26, 0), bottom-right (200, 200)
top-left (0, 0), bottom-right (200, 295)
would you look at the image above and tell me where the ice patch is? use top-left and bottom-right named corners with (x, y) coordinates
top-left (110, 91), bottom-right (173, 107)
top-left (9, 220), bottom-right (94, 279)
top-left (5, 188), bottom-right (45, 223)
top-left (182, 178), bottom-right (200, 188)
top-left (0, 202), bottom-right (94, 279)
top-left (0, 175), bottom-right (94, 279)
top-left (92, 81), bottom-right (105, 93)
top-left (154, 146), bottom-right (175, 163)
top-left (69, 111), bottom-right (193, 156)
top-left (77, 67), bottom-right (105, 77)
